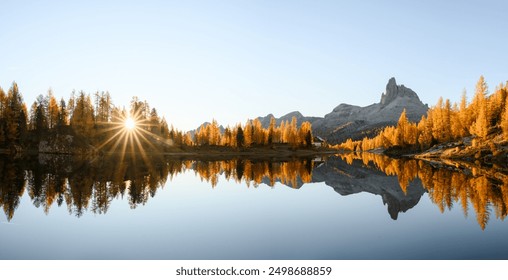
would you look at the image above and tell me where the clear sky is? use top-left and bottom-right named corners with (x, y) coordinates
top-left (1, 0), bottom-right (507, 131)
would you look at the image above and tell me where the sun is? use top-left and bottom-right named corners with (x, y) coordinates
top-left (125, 117), bottom-right (137, 130)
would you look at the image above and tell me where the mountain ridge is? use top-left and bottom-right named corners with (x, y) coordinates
top-left (260, 77), bottom-right (428, 144)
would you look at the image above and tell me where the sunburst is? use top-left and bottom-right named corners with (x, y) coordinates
top-left (124, 117), bottom-right (137, 131)
top-left (95, 110), bottom-right (168, 166)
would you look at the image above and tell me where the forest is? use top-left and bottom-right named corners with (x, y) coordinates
top-left (0, 82), bottom-right (316, 155)
top-left (339, 76), bottom-right (508, 158)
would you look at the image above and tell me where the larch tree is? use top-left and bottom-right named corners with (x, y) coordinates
top-left (29, 95), bottom-right (49, 133)
top-left (450, 102), bottom-right (462, 139)
top-left (47, 90), bottom-right (59, 129)
top-left (67, 90), bottom-right (76, 120)
top-left (5, 82), bottom-right (27, 144)
top-left (298, 121), bottom-right (313, 148)
top-left (470, 89), bottom-right (489, 139)
top-left (469, 76), bottom-right (488, 125)
top-left (252, 119), bottom-right (265, 145)
top-left (243, 121), bottom-right (253, 147)
top-left (417, 115), bottom-right (433, 150)
top-left (287, 117), bottom-right (298, 148)
top-left (443, 99), bottom-right (452, 141)
top-left (502, 95), bottom-right (508, 140)
top-left (267, 116), bottom-right (276, 144)
top-left (431, 97), bottom-right (443, 142)
top-left (70, 91), bottom-right (95, 137)
top-left (396, 109), bottom-right (409, 146)
top-left (57, 98), bottom-right (68, 127)
top-left (0, 87), bottom-right (6, 117)
top-left (236, 126), bottom-right (244, 148)
top-left (458, 90), bottom-right (470, 137)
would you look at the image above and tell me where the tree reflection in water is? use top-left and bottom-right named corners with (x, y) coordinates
top-left (339, 152), bottom-right (508, 230)
top-left (1, 152), bottom-right (507, 230)
top-left (0, 154), bottom-right (313, 219)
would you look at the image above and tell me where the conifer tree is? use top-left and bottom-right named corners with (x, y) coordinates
top-left (5, 82), bottom-right (27, 144)
top-left (47, 90), bottom-right (59, 129)
top-left (70, 91), bottom-right (95, 137)
top-left (502, 96), bottom-right (508, 140)
top-left (236, 126), bottom-right (244, 148)
top-left (267, 116), bottom-right (276, 144)
top-left (458, 90), bottom-right (470, 137)
top-left (57, 98), bottom-right (68, 127)
top-left (470, 87), bottom-right (489, 138)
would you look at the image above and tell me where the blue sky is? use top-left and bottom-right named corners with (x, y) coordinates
top-left (1, 0), bottom-right (507, 130)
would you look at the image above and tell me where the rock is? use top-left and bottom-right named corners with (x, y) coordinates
top-left (312, 77), bottom-right (428, 143)
top-left (380, 77), bottom-right (420, 105)
top-left (39, 135), bottom-right (75, 154)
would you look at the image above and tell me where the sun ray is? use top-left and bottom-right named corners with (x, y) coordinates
top-left (94, 108), bottom-right (174, 172)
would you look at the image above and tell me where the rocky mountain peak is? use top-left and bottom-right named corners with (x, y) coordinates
top-left (281, 111), bottom-right (304, 119)
top-left (380, 77), bottom-right (420, 105)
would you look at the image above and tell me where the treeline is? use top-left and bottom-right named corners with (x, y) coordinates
top-left (339, 76), bottom-right (508, 151)
top-left (0, 81), bottom-right (314, 152)
top-left (340, 152), bottom-right (508, 230)
top-left (194, 117), bottom-right (313, 148)
top-left (0, 82), bottom-right (175, 151)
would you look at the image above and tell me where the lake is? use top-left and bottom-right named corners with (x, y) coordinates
top-left (1, 153), bottom-right (507, 259)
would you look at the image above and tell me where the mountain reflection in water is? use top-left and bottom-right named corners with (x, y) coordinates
top-left (1, 152), bottom-right (507, 230)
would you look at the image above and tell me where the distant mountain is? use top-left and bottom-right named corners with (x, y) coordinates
top-left (256, 77), bottom-right (428, 144)
top-left (256, 111), bottom-right (322, 128)
top-left (312, 77), bottom-right (428, 143)
top-left (188, 122), bottom-right (225, 137)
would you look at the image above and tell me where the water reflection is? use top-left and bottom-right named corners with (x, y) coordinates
top-left (1, 152), bottom-right (508, 230)
top-left (0, 154), bottom-right (314, 219)
top-left (338, 153), bottom-right (508, 230)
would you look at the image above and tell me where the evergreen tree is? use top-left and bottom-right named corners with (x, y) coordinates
top-left (236, 126), bottom-right (244, 148)
top-left (70, 91), bottom-right (95, 137)
top-left (267, 116), bottom-right (276, 144)
top-left (458, 90), bottom-right (470, 137)
top-left (57, 98), bottom-right (68, 127)
top-left (470, 86), bottom-right (489, 138)
top-left (502, 96), bottom-right (508, 140)
top-left (5, 82), bottom-right (27, 144)
top-left (47, 89), bottom-right (59, 129)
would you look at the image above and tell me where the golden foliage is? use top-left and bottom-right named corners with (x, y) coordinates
top-left (340, 76), bottom-right (508, 151)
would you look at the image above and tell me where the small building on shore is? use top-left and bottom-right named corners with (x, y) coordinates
top-left (313, 136), bottom-right (326, 147)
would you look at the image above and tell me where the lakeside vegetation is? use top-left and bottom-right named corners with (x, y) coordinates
top-left (0, 82), bottom-right (326, 157)
top-left (338, 76), bottom-right (508, 164)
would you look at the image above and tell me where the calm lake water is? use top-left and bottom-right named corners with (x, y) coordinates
top-left (1, 153), bottom-right (507, 260)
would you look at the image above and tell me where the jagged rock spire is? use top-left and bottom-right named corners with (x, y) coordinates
top-left (380, 77), bottom-right (420, 105)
